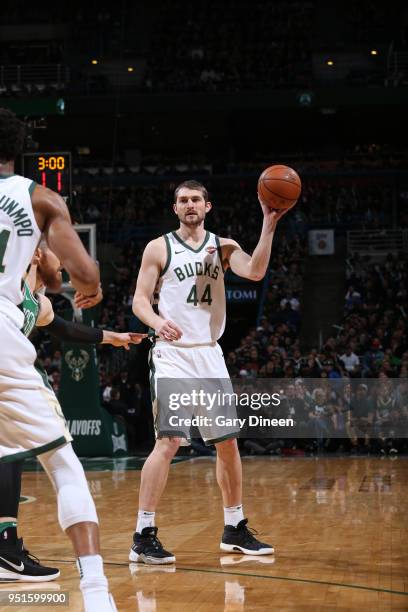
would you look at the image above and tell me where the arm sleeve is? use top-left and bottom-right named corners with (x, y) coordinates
top-left (42, 314), bottom-right (104, 344)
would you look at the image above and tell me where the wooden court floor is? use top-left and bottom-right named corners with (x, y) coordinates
top-left (2, 456), bottom-right (407, 611)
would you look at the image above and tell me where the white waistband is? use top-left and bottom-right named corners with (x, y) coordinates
top-left (155, 340), bottom-right (218, 349)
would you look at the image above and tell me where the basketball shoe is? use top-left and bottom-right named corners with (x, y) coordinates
top-left (0, 538), bottom-right (60, 582)
top-left (129, 527), bottom-right (175, 564)
top-left (220, 519), bottom-right (274, 555)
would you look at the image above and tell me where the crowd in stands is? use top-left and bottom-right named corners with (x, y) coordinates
top-left (143, 0), bottom-right (313, 92)
top-left (226, 248), bottom-right (408, 457)
top-left (73, 146), bottom-right (408, 181)
top-left (3, 0), bottom-right (405, 96)
top-left (71, 172), bottom-right (398, 245)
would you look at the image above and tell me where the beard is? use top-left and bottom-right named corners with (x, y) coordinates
top-left (37, 267), bottom-right (62, 292)
top-left (180, 211), bottom-right (205, 226)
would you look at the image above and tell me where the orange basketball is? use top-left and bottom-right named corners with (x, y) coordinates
top-left (257, 165), bottom-right (301, 210)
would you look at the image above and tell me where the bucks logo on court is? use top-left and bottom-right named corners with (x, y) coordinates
top-left (65, 349), bottom-right (90, 382)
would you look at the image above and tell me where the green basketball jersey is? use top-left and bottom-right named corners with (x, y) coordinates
top-left (19, 280), bottom-right (40, 337)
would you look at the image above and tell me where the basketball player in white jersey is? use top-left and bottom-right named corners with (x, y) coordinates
top-left (0, 109), bottom-right (116, 611)
top-left (0, 246), bottom-right (146, 583)
top-left (129, 179), bottom-right (291, 564)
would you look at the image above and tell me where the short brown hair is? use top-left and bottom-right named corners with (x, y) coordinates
top-left (174, 180), bottom-right (208, 202)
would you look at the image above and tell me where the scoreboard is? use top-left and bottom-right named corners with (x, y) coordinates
top-left (22, 152), bottom-right (72, 200)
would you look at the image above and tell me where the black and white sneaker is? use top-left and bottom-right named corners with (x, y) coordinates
top-left (129, 527), bottom-right (175, 564)
top-left (0, 539), bottom-right (60, 582)
top-left (220, 519), bottom-right (274, 555)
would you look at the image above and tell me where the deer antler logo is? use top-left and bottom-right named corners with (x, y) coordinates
top-left (65, 350), bottom-right (90, 382)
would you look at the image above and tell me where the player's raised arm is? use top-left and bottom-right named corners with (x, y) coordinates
top-left (222, 165), bottom-right (300, 282)
top-left (220, 204), bottom-right (290, 282)
top-left (133, 237), bottom-right (182, 341)
top-left (32, 185), bottom-right (100, 296)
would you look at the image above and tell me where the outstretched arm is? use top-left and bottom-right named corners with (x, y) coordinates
top-left (36, 295), bottom-right (146, 349)
top-left (220, 202), bottom-right (294, 281)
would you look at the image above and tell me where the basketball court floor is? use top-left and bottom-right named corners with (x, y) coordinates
top-left (3, 456), bottom-right (407, 611)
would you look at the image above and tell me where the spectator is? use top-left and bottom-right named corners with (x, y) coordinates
top-left (349, 384), bottom-right (375, 452)
top-left (340, 347), bottom-right (360, 375)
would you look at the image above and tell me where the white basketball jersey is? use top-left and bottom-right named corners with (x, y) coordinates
top-left (154, 231), bottom-right (226, 346)
top-left (0, 174), bottom-right (41, 327)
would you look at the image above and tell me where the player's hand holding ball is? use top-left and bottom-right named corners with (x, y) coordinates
top-left (156, 319), bottom-right (183, 342)
top-left (257, 165), bottom-right (301, 230)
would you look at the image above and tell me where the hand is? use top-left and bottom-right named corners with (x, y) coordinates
top-left (74, 285), bottom-right (103, 309)
top-left (258, 197), bottom-right (296, 232)
top-left (103, 331), bottom-right (148, 350)
top-left (156, 319), bottom-right (183, 342)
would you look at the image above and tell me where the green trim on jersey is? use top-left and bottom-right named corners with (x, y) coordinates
top-left (157, 430), bottom-right (187, 440)
top-left (28, 180), bottom-right (37, 196)
top-left (35, 362), bottom-right (53, 392)
top-left (0, 436), bottom-right (68, 463)
top-left (172, 230), bottom-right (210, 253)
top-left (148, 344), bottom-right (156, 403)
top-left (204, 431), bottom-right (239, 446)
top-left (18, 280), bottom-right (40, 337)
top-left (160, 234), bottom-right (172, 277)
top-left (215, 235), bottom-right (225, 274)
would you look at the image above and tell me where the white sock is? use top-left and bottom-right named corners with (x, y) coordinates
top-left (224, 504), bottom-right (244, 527)
top-left (77, 554), bottom-right (105, 580)
top-left (77, 555), bottom-right (111, 612)
top-left (136, 510), bottom-right (155, 533)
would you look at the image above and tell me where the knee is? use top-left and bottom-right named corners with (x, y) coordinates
top-left (39, 445), bottom-right (98, 531)
top-left (57, 483), bottom-right (98, 531)
top-left (155, 437), bottom-right (181, 461)
top-left (216, 437), bottom-right (239, 458)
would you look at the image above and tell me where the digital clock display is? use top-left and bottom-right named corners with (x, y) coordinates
top-left (22, 152), bottom-right (72, 200)
top-left (38, 156), bottom-right (66, 171)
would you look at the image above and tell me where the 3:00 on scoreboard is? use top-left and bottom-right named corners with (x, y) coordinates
top-left (22, 152), bottom-right (72, 198)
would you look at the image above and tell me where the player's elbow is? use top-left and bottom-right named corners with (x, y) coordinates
top-left (132, 294), bottom-right (144, 317)
top-left (233, 266), bottom-right (264, 282)
top-left (248, 270), bottom-right (264, 282)
top-left (70, 262), bottom-right (99, 293)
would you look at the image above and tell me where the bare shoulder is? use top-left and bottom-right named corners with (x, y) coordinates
top-left (31, 185), bottom-right (70, 231)
top-left (31, 185), bottom-right (68, 212)
top-left (144, 236), bottom-right (167, 257)
top-left (142, 236), bottom-right (167, 268)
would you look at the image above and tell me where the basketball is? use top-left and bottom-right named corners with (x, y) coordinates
top-left (257, 164), bottom-right (302, 210)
